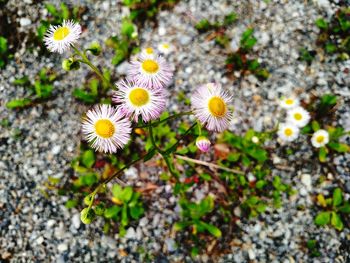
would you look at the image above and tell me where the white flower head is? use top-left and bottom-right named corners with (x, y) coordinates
top-left (157, 42), bottom-right (173, 55)
top-left (311, 129), bottom-right (329, 148)
top-left (141, 47), bottom-right (156, 58)
top-left (44, 20), bottom-right (81, 54)
top-left (128, 53), bottom-right (173, 89)
top-left (280, 97), bottom-right (300, 110)
top-left (113, 79), bottom-right (168, 123)
top-left (277, 123), bottom-right (300, 142)
top-left (82, 105), bottom-right (132, 153)
top-left (191, 83), bottom-right (233, 133)
top-left (287, 106), bottom-right (311, 128)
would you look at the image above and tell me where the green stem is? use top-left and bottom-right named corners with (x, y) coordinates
top-left (148, 124), bottom-right (165, 154)
top-left (136, 111), bottom-right (192, 128)
top-left (72, 45), bottom-right (111, 88)
top-left (164, 122), bottom-right (197, 155)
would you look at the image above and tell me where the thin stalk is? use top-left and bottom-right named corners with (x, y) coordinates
top-left (174, 154), bottom-right (245, 175)
top-left (148, 124), bottom-right (165, 154)
top-left (136, 111), bottom-right (192, 128)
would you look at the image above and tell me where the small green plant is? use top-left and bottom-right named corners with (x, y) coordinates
top-left (6, 68), bottom-right (57, 109)
top-left (299, 47), bottom-right (316, 65)
top-left (0, 36), bottom-right (13, 68)
top-left (226, 28), bottom-right (269, 81)
top-left (306, 239), bottom-right (321, 257)
top-left (315, 8), bottom-right (350, 60)
top-left (314, 188), bottom-right (350, 231)
top-left (72, 68), bottom-right (112, 104)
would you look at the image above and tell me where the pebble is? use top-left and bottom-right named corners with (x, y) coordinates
top-left (19, 17), bottom-right (31, 26)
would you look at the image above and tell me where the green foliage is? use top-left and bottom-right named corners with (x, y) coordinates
top-left (0, 36), bottom-right (11, 68)
top-left (194, 12), bottom-right (237, 33)
top-left (314, 188), bottom-right (350, 231)
top-left (226, 28), bottom-right (269, 81)
top-left (174, 196), bottom-right (222, 238)
top-left (72, 69), bottom-right (111, 104)
top-left (6, 68), bottom-right (57, 109)
top-left (299, 47), bottom-right (316, 65)
top-left (316, 8), bottom-right (350, 60)
top-left (306, 239), bottom-right (321, 257)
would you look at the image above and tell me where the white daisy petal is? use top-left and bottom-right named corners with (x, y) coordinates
top-left (113, 79), bottom-right (167, 122)
top-left (44, 20), bottom-right (81, 54)
top-left (277, 123), bottom-right (300, 142)
top-left (311, 129), bottom-right (329, 148)
top-left (287, 106), bottom-right (311, 128)
top-left (191, 83), bottom-right (233, 132)
top-left (127, 54), bottom-right (173, 89)
top-left (157, 42), bottom-right (172, 55)
top-left (81, 104), bottom-right (132, 153)
top-left (280, 97), bottom-right (300, 110)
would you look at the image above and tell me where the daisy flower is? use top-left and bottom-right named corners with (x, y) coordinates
top-left (287, 106), bottom-right (311, 128)
top-left (196, 136), bottom-right (211, 152)
top-left (158, 42), bottom-right (173, 55)
top-left (113, 79), bottom-right (167, 122)
top-left (128, 53), bottom-right (173, 89)
top-left (191, 83), bottom-right (233, 132)
top-left (82, 104), bottom-right (132, 153)
top-left (280, 97), bottom-right (300, 110)
top-left (44, 20), bottom-right (81, 54)
top-left (311, 129), bottom-right (329, 148)
top-left (277, 123), bottom-right (300, 142)
top-left (141, 47), bottom-right (156, 58)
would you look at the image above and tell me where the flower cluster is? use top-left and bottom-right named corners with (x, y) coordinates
top-left (278, 96), bottom-right (329, 148)
top-left (44, 21), bottom-right (235, 154)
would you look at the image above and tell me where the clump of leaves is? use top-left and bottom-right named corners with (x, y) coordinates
top-left (314, 188), bottom-right (350, 231)
top-left (226, 28), bottom-right (269, 81)
top-left (301, 94), bottom-right (350, 162)
top-left (72, 68), bottom-right (112, 104)
top-left (0, 36), bottom-right (12, 68)
top-left (194, 12), bottom-right (238, 47)
top-left (218, 130), bottom-right (294, 217)
top-left (315, 7), bottom-right (350, 60)
top-left (299, 47), bottom-right (317, 65)
top-left (6, 68), bottom-right (57, 109)
top-left (306, 239), bottom-right (321, 257)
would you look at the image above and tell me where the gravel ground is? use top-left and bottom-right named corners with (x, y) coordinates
top-left (1, 0), bottom-right (350, 262)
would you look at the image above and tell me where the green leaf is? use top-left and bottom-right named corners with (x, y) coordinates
top-left (83, 194), bottom-right (94, 206)
top-left (65, 199), bottom-right (78, 209)
top-left (121, 20), bottom-right (135, 38)
top-left (95, 203), bottom-right (105, 216)
top-left (255, 180), bottom-right (267, 189)
top-left (325, 43), bottom-right (337, 53)
top-left (13, 76), bottom-right (29, 86)
top-left (195, 19), bottom-right (211, 32)
top-left (332, 188), bottom-right (343, 207)
top-left (104, 205), bottom-right (120, 219)
top-left (328, 142), bottom-right (349, 153)
top-left (0, 36), bottom-right (8, 54)
top-left (6, 98), bottom-right (32, 109)
top-left (311, 120), bottom-right (320, 132)
top-left (173, 221), bottom-right (191, 231)
top-left (79, 173), bottom-right (98, 186)
top-left (112, 184), bottom-right (122, 199)
top-left (318, 147), bottom-right (327, 163)
top-left (72, 88), bottom-right (97, 104)
top-left (120, 186), bottom-right (133, 202)
top-left (338, 202), bottom-right (350, 213)
top-left (201, 222), bottom-right (222, 238)
top-left (45, 3), bottom-right (58, 17)
top-left (60, 2), bottom-right (69, 20)
top-left (130, 205), bottom-right (144, 219)
top-left (199, 173), bottom-right (211, 181)
top-left (223, 12), bottom-right (237, 26)
top-left (256, 203), bottom-right (267, 213)
top-left (331, 212), bottom-right (343, 231)
top-left (121, 204), bottom-right (128, 226)
top-left (315, 18), bottom-right (328, 29)
top-left (314, 211), bottom-right (330, 226)
top-left (246, 196), bottom-right (259, 206)
top-left (321, 94), bottom-right (337, 106)
top-left (82, 149), bottom-right (95, 168)
top-left (143, 148), bottom-right (156, 162)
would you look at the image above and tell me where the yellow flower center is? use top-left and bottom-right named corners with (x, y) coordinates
top-left (53, 26), bottom-right (70, 41)
top-left (284, 128), bottom-right (293, 136)
top-left (145, 47), bottom-right (154, 54)
top-left (208, 97), bottom-right (227, 117)
top-left (316, 135), bottom-right (324, 143)
top-left (94, 119), bottom-right (115, 138)
top-left (162, 44), bottom-right (170, 49)
top-left (285, 99), bottom-right (294, 105)
top-left (129, 88), bottom-right (150, 107)
top-left (142, 59), bottom-right (159, 74)
top-left (294, 113), bottom-right (302, 120)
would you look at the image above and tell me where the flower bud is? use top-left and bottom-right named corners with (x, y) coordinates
top-left (87, 41), bottom-right (102, 56)
top-left (62, 58), bottom-right (80, 71)
top-left (196, 136), bottom-right (211, 153)
top-left (80, 208), bottom-right (95, 224)
top-left (251, 136), bottom-right (259, 144)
